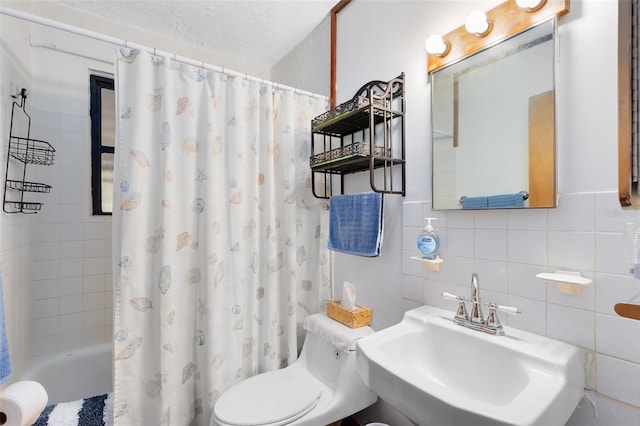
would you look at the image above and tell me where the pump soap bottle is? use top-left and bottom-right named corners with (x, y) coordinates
top-left (417, 217), bottom-right (440, 260)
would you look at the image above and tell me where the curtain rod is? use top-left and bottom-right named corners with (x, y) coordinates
top-left (0, 6), bottom-right (328, 101)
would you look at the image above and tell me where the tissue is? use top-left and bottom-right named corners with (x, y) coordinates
top-left (342, 281), bottom-right (357, 310)
top-left (0, 381), bottom-right (48, 426)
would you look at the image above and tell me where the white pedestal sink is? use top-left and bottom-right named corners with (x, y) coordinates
top-left (356, 305), bottom-right (584, 426)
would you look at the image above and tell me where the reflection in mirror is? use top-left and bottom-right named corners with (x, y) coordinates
top-left (431, 18), bottom-right (557, 210)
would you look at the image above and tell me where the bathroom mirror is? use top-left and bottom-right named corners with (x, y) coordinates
top-left (431, 18), bottom-right (557, 210)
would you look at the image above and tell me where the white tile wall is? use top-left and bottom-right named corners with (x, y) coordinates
top-left (27, 108), bottom-right (113, 357)
top-left (508, 229), bottom-right (547, 265)
top-left (596, 273), bottom-right (640, 315)
top-left (475, 229), bottom-right (507, 261)
top-left (596, 313), bottom-right (640, 363)
top-left (1, 61), bottom-right (36, 379)
top-left (547, 303), bottom-right (595, 350)
top-left (596, 355), bottom-right (640, 407)
top-left (402, 192), bottom-right (640, 413)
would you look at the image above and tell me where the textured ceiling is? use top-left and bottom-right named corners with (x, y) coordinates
top-left (54, 0), bottom-right (338, 67)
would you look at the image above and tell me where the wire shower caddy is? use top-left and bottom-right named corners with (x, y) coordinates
top-left (3, 88), bottom-right (55, 213)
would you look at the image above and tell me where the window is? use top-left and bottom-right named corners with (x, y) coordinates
top-left (90, 75), bottom-right (115, 215)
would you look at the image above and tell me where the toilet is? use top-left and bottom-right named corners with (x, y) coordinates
top-left (211, 313), bottom-right (378, 426)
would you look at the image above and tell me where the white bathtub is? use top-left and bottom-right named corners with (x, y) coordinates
top-left (21, 343), bottom-right (113, 404)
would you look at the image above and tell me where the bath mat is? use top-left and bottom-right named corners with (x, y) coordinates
top-left (32, 393), bottom-right (113, 426)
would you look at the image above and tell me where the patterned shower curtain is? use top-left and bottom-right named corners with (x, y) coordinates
top-left (112, 49), bottom-right (330, 425)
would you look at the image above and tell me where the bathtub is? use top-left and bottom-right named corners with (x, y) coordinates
top-left (20, 343), bottom-right (113, 404)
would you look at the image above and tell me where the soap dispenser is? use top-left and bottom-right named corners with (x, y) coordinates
top-left (417, 217), bottom-right (440, 260)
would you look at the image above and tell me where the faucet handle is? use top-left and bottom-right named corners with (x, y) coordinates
top-left (495, 304), bottom-right (521, 315)
top-left (442, 292), bottom-right (468, 320)
top-left (484, 302), bottom-right (522, 315)
top-left (484, 302), bottom-right (521, 316)
top-left (442, 291), bottom-right (465, 301)
top-left (484, 302), bottom-right (521, 335)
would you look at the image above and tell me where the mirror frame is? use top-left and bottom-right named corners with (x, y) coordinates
top-left (618, 0), bottom-right (636, 208)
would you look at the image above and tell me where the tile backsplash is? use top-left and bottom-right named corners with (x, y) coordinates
top-left (402, 192), bottom-right (640, 411)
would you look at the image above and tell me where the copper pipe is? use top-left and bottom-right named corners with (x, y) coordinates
top-left (330, 0), bottom-right (352, 108)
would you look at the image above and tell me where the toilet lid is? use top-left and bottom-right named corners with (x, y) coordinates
top-left (214, 367), bottom-right (323, 426)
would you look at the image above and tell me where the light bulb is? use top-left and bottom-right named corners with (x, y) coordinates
top-left (516, 0), bottom-right (546, 11)
top-left (465, 10), bottom-right (491, 36)
top-left (425, 34), bottom-right (449, 56)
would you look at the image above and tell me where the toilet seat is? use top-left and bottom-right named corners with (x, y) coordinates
top-left (213, 367), bottom-right (323, 426)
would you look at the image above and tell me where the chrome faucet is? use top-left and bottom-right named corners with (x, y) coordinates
top-left (442, 273), bottom-right (521, 336)
top-left (469, 272), bottom-right (484, 324)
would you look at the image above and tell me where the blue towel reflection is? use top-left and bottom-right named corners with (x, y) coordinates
top-left (461, 192), bottom-right (526, 209)
top-left (488, 193), bottom-right (524, 208)
top-left (462, 196), bottom-right (488, 209)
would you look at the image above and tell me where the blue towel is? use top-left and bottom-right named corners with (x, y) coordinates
top-left (328, 192), bottom-right (383, 257)
top-left (488, 193), bottom-right (524, 208)
top-left (462, 196), bottom-right (488, 209)
top-left (0, 269), bottom-right (12, 385)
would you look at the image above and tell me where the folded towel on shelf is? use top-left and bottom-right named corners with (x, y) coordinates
top-left (462, 196), bottom-right (488, 209)
top-left (303, 313), bottom-right (373, 352)
top-left (0, 267), bottom-right (12, 385)
top-left (487, 193), bottom-right (525, 208)
top-left (328, 192), bottom-right (383, 257)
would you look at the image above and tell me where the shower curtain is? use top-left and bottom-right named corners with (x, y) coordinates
top-left (113, 49), bottom-right (330, 425)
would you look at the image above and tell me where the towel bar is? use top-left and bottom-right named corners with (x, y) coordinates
top-left (614, 291), bottom-right (640, 321)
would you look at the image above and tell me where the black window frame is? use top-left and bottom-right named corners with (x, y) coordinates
top-left (90, 74), bottom-right (115, 215)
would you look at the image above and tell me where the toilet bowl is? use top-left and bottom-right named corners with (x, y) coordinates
top-left (211, 313), bottom-right (378, 426)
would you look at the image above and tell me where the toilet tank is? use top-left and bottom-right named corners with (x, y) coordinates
top-left (296, 328), bottom-right (359, 392)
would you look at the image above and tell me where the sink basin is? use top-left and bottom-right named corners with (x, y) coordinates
top-left (356, 305), bottom-right (584, 426)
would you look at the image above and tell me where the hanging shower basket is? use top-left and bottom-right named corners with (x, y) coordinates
top-left (3, 88), bottom-right (55, 214)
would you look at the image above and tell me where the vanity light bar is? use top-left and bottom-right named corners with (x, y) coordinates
top-left (426, 0), bottom-right (569, 74)
top-left (516, 0), bottom-right (547, 12)
top-left (425, 35), bottom-right (450, 57)
top-left (465, 11), bottom-right (492, 37)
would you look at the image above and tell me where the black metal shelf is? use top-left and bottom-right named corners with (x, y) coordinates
top-left (8, 136), bottom-right (55, 166)
top-left (4, 201), bottom-right (43, 213)
top-left (3, 89), bottom-right (55, 214)
top-left (5, 179), bottom-right (52, 193)
top-left (310, 73), bottom-right (406, 199)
